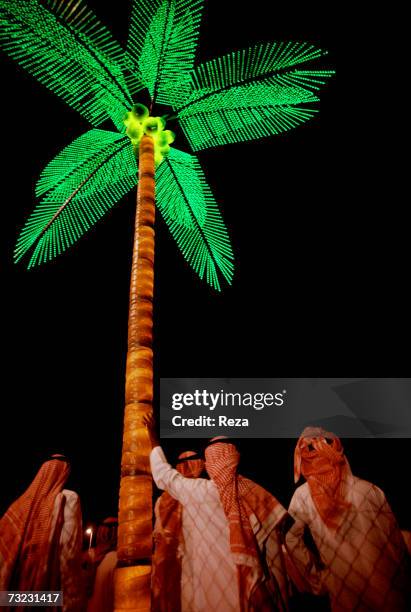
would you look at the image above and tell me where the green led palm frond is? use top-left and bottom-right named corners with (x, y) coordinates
top-left (15, 132), bottom-right (138, 267)
top-left (35, 129), bottom-right (129, 197)
top-left (123, 0), bottom-right (162, 98)
top-left (126, 0), bottom-right (163, 95)
top-left (132, 0), bottom-right (203, 107)
top-left (177, 83), bottom-right (320, 150)
top-left (0, 0), bottom-right (133, 130)
top-left (174, 41), bottom-right (334, 150)
top-left (156, 148), bottom-right (233, 291)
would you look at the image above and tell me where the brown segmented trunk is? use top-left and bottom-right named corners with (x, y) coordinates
top-left (114, 135), bottom-right (155, 612)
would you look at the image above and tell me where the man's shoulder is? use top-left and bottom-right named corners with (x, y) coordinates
top-left (293, 482), bottom-right (310, 499)
top-left (61, 489), bottom-right (81, 510)
top-left (181, 476), bottom-right (220, 502)
top-left (61, 488), bottom-right (79, 499)
top-left (187, 476), bottom-right (216, 490)
top-left (350, 476), bottom-right (386, 501)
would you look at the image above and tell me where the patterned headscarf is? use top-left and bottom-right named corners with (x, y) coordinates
top-left (205, 440), bottom-right (288, 611)
top-left (176, 451), bottom-right (204, 478)
top-left (0, 455), bottom-right (70, 591)
top-left (152, 451), bottom-right (204, 612)
top-left (294, 427), bottom-right (351, 529)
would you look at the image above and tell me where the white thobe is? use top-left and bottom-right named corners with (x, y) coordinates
top-left (286, 476), bottom-right (410, 611)
top-left (151, 446), bottom-right (241, 611)
top-left (51, 489), bottom-right (85, 612)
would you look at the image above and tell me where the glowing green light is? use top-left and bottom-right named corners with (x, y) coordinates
top-left (173, 41), bottom-right (335, 150)
top-left (123, 104), bottom-right (175, 166)
top-left (2, 0), bottom-right (335, 289)
top-left (131, 103), bottom-right (149, 121)
top-left (0, 0), bottom-right (133, 129)
top-left (14, 130), bottom-right (138, 267)
top-left (156, 148), bottom-right (234, 291)
top-left (128, 0), bottom-right (203, 107)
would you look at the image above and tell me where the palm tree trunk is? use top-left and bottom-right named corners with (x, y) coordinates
top-left (114, 135), bottom-right (155, 612)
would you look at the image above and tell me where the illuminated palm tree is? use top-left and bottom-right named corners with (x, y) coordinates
top-left (0, 0), bottom-right (333, 608)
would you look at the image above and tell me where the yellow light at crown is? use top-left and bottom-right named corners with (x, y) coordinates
top-left (123, 104), bottom-right (175, 166)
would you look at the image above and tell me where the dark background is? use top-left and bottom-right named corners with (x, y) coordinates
top-left (1, 0), bottom-right (409, 531)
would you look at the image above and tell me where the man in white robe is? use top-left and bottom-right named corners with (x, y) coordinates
top-left (151, 443), bottom-right (242, 611)
top-left (152, 451), bottom-right (204, 612)
top-left (285, 427), bottom-right (411, 611)
top-left (145, 418), bottom-right (290, 612)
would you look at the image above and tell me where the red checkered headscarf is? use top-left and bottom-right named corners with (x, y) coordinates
top-left (176, 451), bottom-right (204, 478)
top-left (205, 440), bottom-right (287, 611)
top-left (294, 427), bottom-right (351, 529)
top-left (152, 451), bottom-right (204, 612)
top-left (0, 455), bottom-right (70, 591)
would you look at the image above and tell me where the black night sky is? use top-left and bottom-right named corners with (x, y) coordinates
top-left (1, 0), bottom-right (409, 533)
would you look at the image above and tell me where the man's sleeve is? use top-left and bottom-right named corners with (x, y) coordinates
top-left (150, 446), bottom-right (202, 505)
top-left (369, 485), bottom-right (410, 561)
top-left (284, 489), bottom-right (324, 595)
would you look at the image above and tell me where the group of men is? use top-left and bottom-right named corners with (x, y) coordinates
top-left (147, 419), bottom-right (411, 611)
top-left (0, 428), bottom-right (410, 611)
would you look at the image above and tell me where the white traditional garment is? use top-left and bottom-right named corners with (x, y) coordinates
top-left (151, 447), bottom-right (241, 611)
top-left (151, 451), bottom-right (204, 612)
top-left (286, 475), bottom-right (411, 611)
top-left (151, 446), bottom-right (288, 612)
top-left (51, 489), bottom-right (85, 612)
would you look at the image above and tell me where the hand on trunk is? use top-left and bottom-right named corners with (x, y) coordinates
top-left (143, 413), bottom-right (160, 449)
